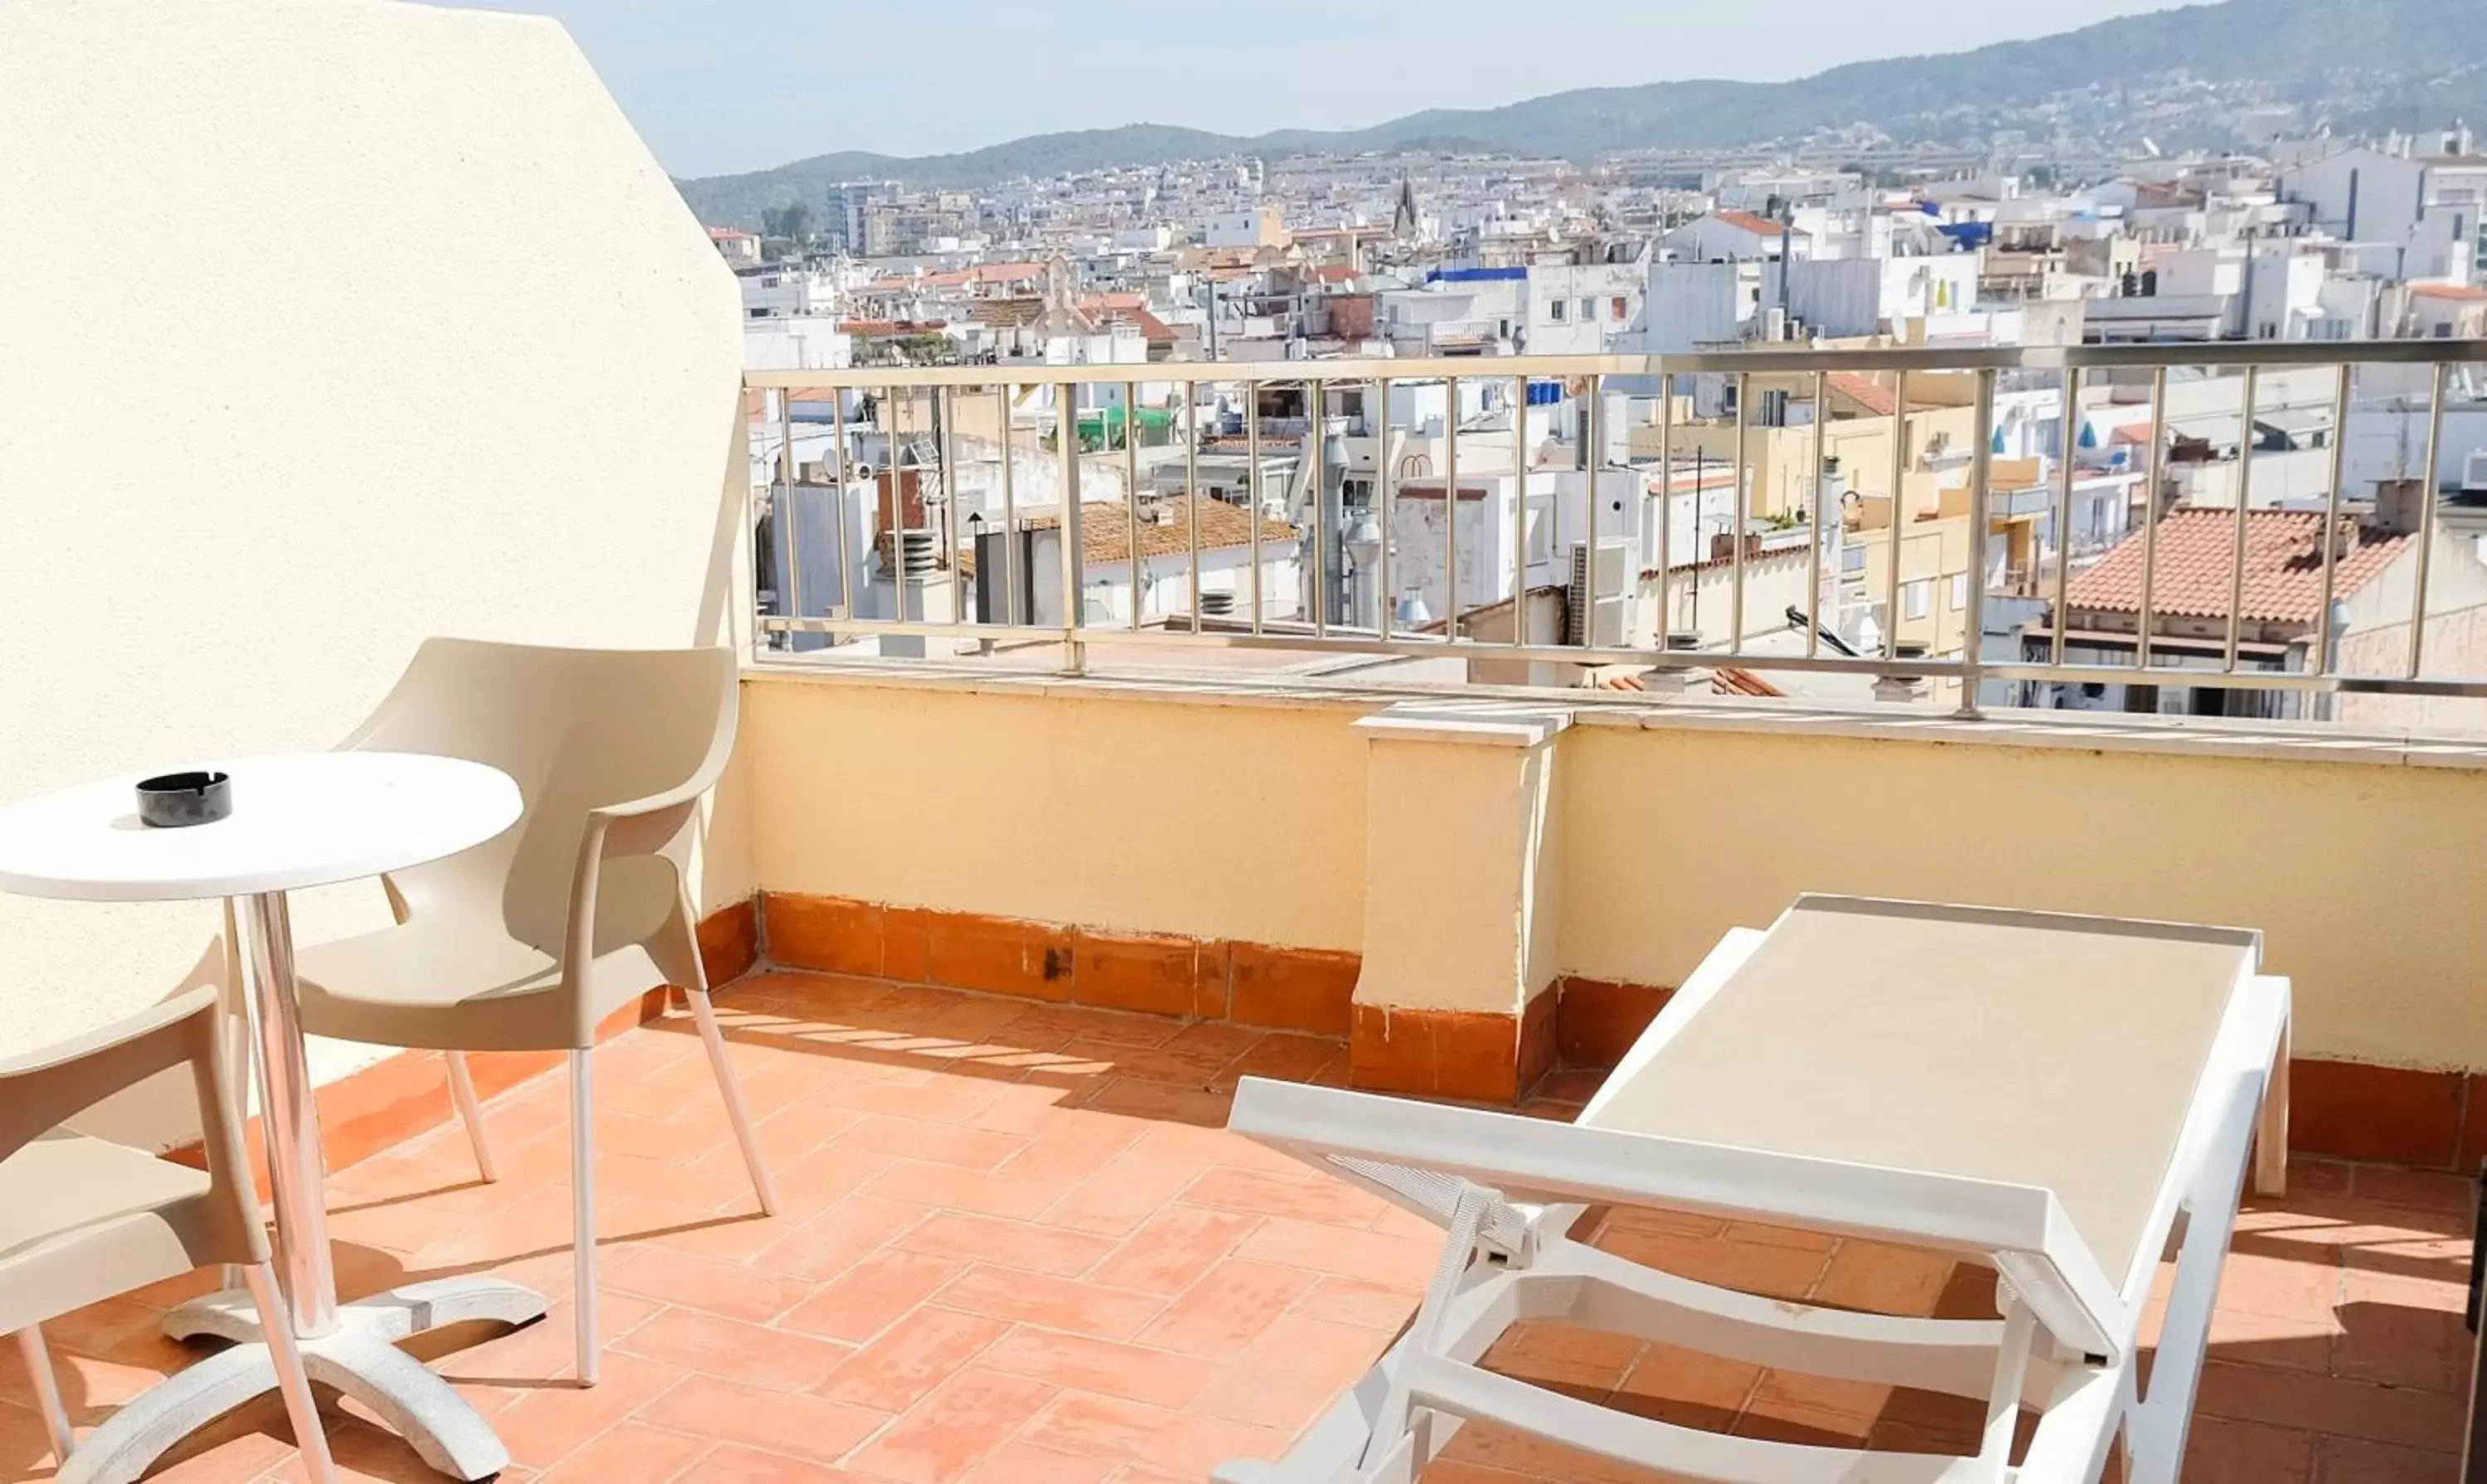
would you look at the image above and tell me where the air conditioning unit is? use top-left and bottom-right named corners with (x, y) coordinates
top-left (1567, 539), bottom-right (1631, 647)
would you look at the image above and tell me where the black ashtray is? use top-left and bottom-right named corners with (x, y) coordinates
top-left (137, 771), bottom-right (232, 828)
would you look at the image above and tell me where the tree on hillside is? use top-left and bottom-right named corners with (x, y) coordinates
top-left (762, 202), bottom-right (813, 244)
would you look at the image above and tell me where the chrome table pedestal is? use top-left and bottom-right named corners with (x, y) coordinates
top-left (73, 890), bottom-right (548, 1484)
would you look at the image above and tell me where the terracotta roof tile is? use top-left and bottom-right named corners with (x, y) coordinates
top-left (1023, 497), bottom-right (1297, 569)
top-left (1710, 209), bottom-right (1807, 239)
top-left (1825, 372), bottom-right (1944, 418)
top-left (1826, 371), bottom-right (1897, 417)
top-left (1713, 666), bottom-right (1786, 697)
top-left (1078, 298), bottom-right (1177, 344)
top-left (2063, 508), bottom-right (2407, 625)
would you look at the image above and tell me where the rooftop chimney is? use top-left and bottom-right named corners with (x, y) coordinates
top-left (2373, 478), bottom-right (2424, 536)
top-left (2329, 512), bottom-right (2361, 561)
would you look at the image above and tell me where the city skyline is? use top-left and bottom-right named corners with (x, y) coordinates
top-left (439, 0), bottom-right (2196, 177)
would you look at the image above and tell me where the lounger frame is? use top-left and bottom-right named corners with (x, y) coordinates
top-left (1216, 921), bottom-right (2292, 1484)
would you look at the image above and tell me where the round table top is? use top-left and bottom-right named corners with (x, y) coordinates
top-left (0, 752), bottom-right (521, 902)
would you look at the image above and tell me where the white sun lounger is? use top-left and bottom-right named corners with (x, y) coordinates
top-left (1215, 895), bottom-right (2291, 1484)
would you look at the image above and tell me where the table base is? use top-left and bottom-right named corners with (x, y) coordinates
top-left (61, 1277), bottom-right (551, 1484)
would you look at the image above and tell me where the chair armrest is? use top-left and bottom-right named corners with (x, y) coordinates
top-left (585, 781), bottom-right (708, 864)
top-left (0, 987), bottom-right (219, 1081)
top-left (0, 986), bottom-right (263, 1265)
top-left (560, 778), bottom-right (722, 989)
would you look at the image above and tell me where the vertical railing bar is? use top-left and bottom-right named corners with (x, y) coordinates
top-left (1377, 375), bottom-right (1395, 639)
top-left (777, 385), bottom-right (807, 639)
top-left (997, 384), bottom-right (1020, 629)
top-left (888, 384), bottom-right (905, 633)
top-left (1444, 376), bottom-right (1461, 643)
top-left (744, 381), bottom-right (766, 657)
top-left (2223, 365), bottom-right (2260, 673)
top-left (1312, 380), bottom-right (1329, 639)
top-left (2315, 363), bottom-right (2352, 679)
top-left (1883, 369), bottom-right (1907, 661)
top-left (1248, 376), bottom-right (1264, 636)
top-left (1656, 361), bottom-right (1673, 652)
top-left (1511, 373), bottom-right (1530, 647)
top-left (940, 385), bottom-right (961, 637)
top-left (1956, 369), bottom-right (1995, 716)
top-left (1806, 370), bottom-right (1826, 658)
top-left (1125, 379), bottom-right (1142, 633)
top-left (2137, 367), bottom-right (2168, 672)
top-left (1584, 373), bottom-right (1602, 651)
top-left (1729, 372), bottom-right (1749, 653)
top-left (829, 387), bottom-right (850, 622)
top-left (1059, 380), bottom-right (1085, 672)
top-left (2049, 366), bottom-right (2082, 667)
top-left (2407, 360), bottom-right (2451, 678)
top-left (1186, 379), bottom-right (1201, 633)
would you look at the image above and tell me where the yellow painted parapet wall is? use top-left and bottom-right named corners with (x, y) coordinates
top-left (1561, 720), bottom-right (2487, 1072)
top-left (742, 670), bottom-right (2487, 1076)
top-left (0, 4), bottom-right (749, 1082)
top-left (741, 675), bottom-right (1370, 955)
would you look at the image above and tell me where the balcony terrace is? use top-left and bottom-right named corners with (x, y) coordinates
top-left (0, 971), bottom-right (2469, 1483)
top-left (7, 6), bottom-right (2487, 1484)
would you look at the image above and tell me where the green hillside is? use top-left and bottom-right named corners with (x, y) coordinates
top-left (680, 0), bottom-right (2487, 227)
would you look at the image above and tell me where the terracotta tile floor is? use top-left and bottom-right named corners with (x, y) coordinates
top-left (1, 969), bottom-right (2474, 1482)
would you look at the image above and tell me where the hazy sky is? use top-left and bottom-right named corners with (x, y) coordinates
top-left (444, 0), bottom-right (2196, 178)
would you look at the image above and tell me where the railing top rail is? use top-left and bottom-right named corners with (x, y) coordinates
top-left (744, 339), bottom-right (2487, 390)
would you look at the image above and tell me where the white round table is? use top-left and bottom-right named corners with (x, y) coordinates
top-left (0, 752), bottom-right (521, 902)
top-left (0, 752), bottom-right (540, 1483)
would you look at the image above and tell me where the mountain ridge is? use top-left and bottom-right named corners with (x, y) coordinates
top-left (678, 0), bottom-right (2487, 227)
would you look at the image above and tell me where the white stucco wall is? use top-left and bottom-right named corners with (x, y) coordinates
top-left (0, 2), bottom-right (755, 1092)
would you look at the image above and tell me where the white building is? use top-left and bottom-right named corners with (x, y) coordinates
top-left (1376, 269), bottom-right (1526, 356)
top-left (2279, 142), bottom-right (2480, 284)
top-left (742, 314), bottom-right (853, 371)
top-left (1631, 261), bottom-right (1761, 355)
top-left (1386, 463), bottom-right (1642, 627)
top-left (1660, 210), bottom-right (1808, 263)
top-left (1769, 255), bottom-right (1978, 338)
top-left (1204, 206), bottom-right (1287, 250)
top-left (1523, 261), bottom-right (1647, 355)
top-left (739, 265), bottom-right (838, 320)
top-left (1016, 497), bottom-right (1303, 628)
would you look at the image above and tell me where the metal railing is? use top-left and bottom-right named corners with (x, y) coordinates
top-left (744, 340), bottom-right (2487, 713)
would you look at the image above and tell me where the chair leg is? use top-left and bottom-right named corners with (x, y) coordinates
top-left (241, 1263), bottom-right (335, 1484)
top-left (444, 1052), bottom-right (498, 1183)
top-left (16, 1326), bottom-right (75, 1465)
top-left (569, 1047), bottom-right (599, 1387)
top-left (687, 986), bottom-right (778, 1216)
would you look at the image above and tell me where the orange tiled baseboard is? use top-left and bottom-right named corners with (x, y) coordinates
top-left (1349, 997), bottom-right (1558, 1106)
top-left (171, 898), bottom-right (763, 1190)
top-left (1554, 972), bottom-right (2487, 1171)
top-left (760, 891), bottom-right (1558, 1104)
top-left (1555, 977), bottom-right (1676, 1069)
top-left (759, 890), bottom-right (1361, 1036)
